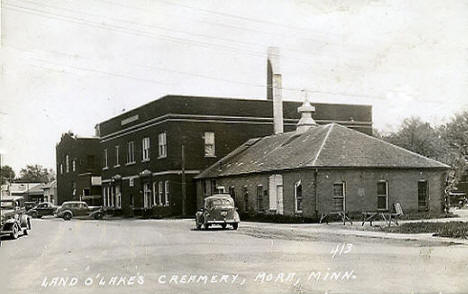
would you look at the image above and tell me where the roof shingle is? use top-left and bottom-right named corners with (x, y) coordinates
top-left (196, 123), bottom-right (450, 179)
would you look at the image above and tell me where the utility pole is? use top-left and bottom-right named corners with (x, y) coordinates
top-left (181, 143), bottom-right (186, 216)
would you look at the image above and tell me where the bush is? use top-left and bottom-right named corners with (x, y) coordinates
top-left (383, 221), bottom-right (468, 239)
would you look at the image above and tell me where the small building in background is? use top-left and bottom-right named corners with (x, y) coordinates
top-left (43, 180), bottom-right (57, 204)
top-left (56, 132), bottom-right (102, 205)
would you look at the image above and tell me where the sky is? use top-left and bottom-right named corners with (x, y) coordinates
top-left (1, 0), bottom-right (467, 174)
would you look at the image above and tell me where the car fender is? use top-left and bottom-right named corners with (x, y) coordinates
top-left (20, 215), bottom-right (30, 228)
top-left (233, 211), bottom-right (240, 223)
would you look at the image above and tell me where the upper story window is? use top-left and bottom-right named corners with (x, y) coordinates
top-left (60, 164), bottom-right (63, 175)
top-left (127, 141), bottom-right (135, 164)
top-left (103, 149), bottom-right (108, 169)
top-left (158, 132), bottom-right (167, 158)
top-left (114, 145), bottom-right (120, 167)
top-left (65, 154), bottom-right (70, 173)
top-left (72, 160), bottom-right (76, 172)
top-left (142, 137), bottom-right (150, 161)
top-left (204, 132), bottom-right (215, 157)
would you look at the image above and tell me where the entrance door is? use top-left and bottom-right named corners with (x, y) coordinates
top-left (277, 185), bottom-right (284, 215)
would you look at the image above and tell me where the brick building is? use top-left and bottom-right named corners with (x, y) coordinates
top-left (195, 100), bottom-right (449, 219)
top-left (56, 132), bottom-right (102, 205)
top-left (97, 94), bottom-right (372, 217)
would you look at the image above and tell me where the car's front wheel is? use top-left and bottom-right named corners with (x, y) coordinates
top-left (196, 223), bottom-right (201, 230)
top-left (31, 211), bottom-right (38, 218)
top-left (11, 223), bottom-right (19, 239)
top-left (232, 223), bottom-right (238, 230)
top-left (221, 224), bottom-right (227, 229)
top-left (63, 212), bottom-right (72, 221)
top-left (203, 223), bottom-right (210, 230)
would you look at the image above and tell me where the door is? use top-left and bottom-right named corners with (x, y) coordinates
top-left (277, 185), bottom-right (284, 215)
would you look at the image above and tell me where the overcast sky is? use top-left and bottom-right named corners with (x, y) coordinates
top-left (1, 0), bottom-right (467, 174)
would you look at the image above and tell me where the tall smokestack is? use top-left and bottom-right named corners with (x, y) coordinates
top-left (267, 47), bottom-right (283, 134)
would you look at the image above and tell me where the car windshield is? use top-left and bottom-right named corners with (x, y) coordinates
top-left (0, 200), bottom-right (15, 209)
top-left (207, 198), bottom-right (233, 208)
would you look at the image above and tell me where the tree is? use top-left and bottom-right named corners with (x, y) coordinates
top-left (0, 165), bottom-right (16, 184)
top-left (18, 165), bottom-right (55, 183)
top-left (382, 117), bottom-right (447, 162)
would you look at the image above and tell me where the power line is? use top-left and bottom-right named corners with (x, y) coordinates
top-left (4, 0), bottom-right (370, 70)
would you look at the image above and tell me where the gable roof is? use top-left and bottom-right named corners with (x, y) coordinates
top-left (196, 123), bottom-right (450, 179)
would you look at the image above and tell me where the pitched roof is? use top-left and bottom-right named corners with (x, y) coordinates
top-left (196, 123), bottom-right (450, 179)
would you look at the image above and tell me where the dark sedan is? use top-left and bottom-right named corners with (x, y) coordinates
top-left (27, 202), bottom-right (57, 218)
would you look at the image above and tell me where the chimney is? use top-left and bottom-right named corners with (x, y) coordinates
top-left (267, 47), bottom-right (284, 134)
top-left (296, 90), bottom-right (317, 134)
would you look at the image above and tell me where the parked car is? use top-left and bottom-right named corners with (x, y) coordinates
top-left (0, 196), bottom-right (32, 239)
top-left (24, 201), bottom-right (37, 211)
top-left (55, 201), bottom-right (103, 220)
top-left (195, 194), bottom-right (240, 230)
top-left (27, 202), bottom-right (57, 218)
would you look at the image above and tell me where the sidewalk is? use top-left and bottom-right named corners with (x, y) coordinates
top-left (241, 208), bottom-right (468, 245)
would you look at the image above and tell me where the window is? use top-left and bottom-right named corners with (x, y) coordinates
top-left (256, 185), bottom-right (263, 211)
top-left (143, 183), bottom-right (151, 208)
top-left (243, 186), bottom-right (249, 212)
top-left (72, 160), bottom-right (76, 172)
top-left (418, 180), bottom-right (428, 210)
top-left (103, 149), bottom-right (108, 169)
top-left (127, 141), bottom-right (135, 164)
top-left (295, 180), bottom-right (303, 213)
top-left (332, 182), bottom-right (345, 212)
top-left (229, 186), bottom-right (236, 205)
top-left (115, 185), bottom-right (121, 208)
top-left (152, 182), bottom-right (157, 206)
top-left (211, 180), bottom-right (217, 196)
top-left (164, 181), bottom-right (170, 206)
top-left (103, 186), bottom-right (107, 207)
top-left (129, 177), bottom-right (134, 187)
top-left (204, 132), bottom-right (215, 157)
top-left (158, 132), bottom-right (167, 158)
top-left (142, 137), bottom-right (150, 161)
top-left (203, 180), bottom-right (210, 196)
top-left (71, 181), bottom-right (76, 196)
top-left (66, 154), bottom-right (70, 173)
top-left (377, 181), bottom-right (388, 210)
top-left (115, 145), bottom-right (120, 166)
top-left (158, 181), bottom-right (163, 206)
top-left (60, 164), bottom-right (63, 175)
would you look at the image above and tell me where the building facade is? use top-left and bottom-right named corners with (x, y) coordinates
top-left (97, 95), bottom-right (372, 217)
top-left (195, 102), bottom-right (449, 219)
top-left (56, 132), bottom-right (102, 205)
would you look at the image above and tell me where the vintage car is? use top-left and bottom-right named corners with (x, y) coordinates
top-left (0, 196), bottom-right (32, 239)
top-left (55, 201), bottom-right (103, 220)
top-left (195, 194), bottom-right (240, 230)
top-left (24, 201), bottom-right (37, 211)
top-left (27, 202), bottom-right (57, 218)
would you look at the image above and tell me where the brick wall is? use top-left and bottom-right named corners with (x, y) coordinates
top-left (197, 168), bottom-right (447, 219)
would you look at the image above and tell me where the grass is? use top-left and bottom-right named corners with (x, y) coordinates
top-left (383, 221), bottom-right (468, 239)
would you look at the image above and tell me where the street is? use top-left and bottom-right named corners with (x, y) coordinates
top-left (1, 218), bottom-right (467, 294)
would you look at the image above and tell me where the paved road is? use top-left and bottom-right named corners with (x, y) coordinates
top-left (0, 218), bottom-right (467, 294)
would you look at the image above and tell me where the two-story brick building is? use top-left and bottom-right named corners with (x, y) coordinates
top-left (56, 132), bottom-right (102, 205)
top-left (97, 94), bottom-right (373, 217)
